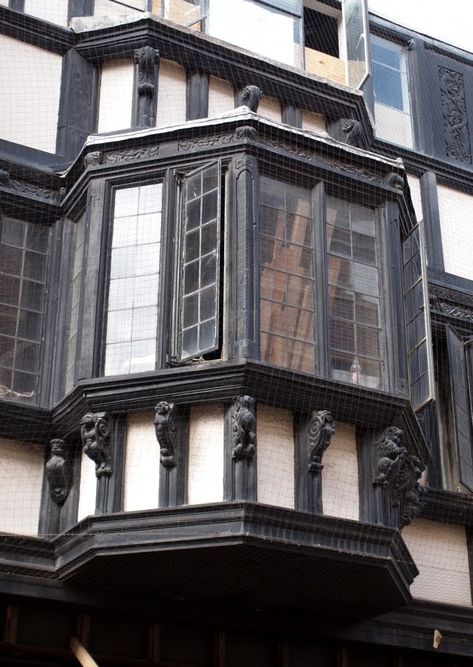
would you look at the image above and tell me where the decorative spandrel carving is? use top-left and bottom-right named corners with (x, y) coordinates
top-left (154, 401), bottom-right (177, 468)
top-left (240, 85), bottom-right (263, 113)
top-left (341, 119), bottom-right (363, 147)
top-left (231, 396), bottom-right (256, 462)
top-left (307, 410), bottom-right (335, 473)
top-left (438, 66), bottom-right (471, 164)
top-left (134, 46), bottom-right (159, 97)
top-left (45, 439), bottom-right (70, 506)
top-left (80, 412), bottom-right (112, 478)
top-left (373, 426), bottom-right (425, 526)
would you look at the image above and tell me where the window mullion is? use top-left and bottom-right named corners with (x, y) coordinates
top-left (312, 181), bottom-right (330, 378)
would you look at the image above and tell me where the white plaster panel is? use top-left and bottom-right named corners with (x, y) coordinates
top-left (188, 405), bottom-right (224, 504)
top-left (156, 59), bottom-right (187, 127)
top-left (301, 110), bottom-right (326, 134)
top-left (438, 185), bottom-right (473, 281)
top-left (0, 438), bottom-right (43, 536)
top-left (0, 35), bottom-right (62, 153)
top-left (322, 422), bottom-right (359, 521)
top-left (407, 174), bottom-right (423, 223)
top-left (124, 411), bottom-right (160, 511)
top-left (95, 0), bottom-right (146, 16)
top-left (0, 0), bottom-right (8, 6)
top-left (208, 76), bottom-right (235, 117)
top-left (97, 59), bottom-right (134, 133)
top-left (24, 0), bottom-right (69, 26)
top-left (257, 405), bottom-right (294, 509)
top-left (374, 102), bottom-right (413, 148)
top-left (77, 450), bottom-right (97, 522)
top-left (258, 96), bottom-right (281, 123)
top-left (403, 520), bottom-right (472, 606)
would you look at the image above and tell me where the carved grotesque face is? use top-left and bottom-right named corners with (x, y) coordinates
top-left (50, 440), bottom-right (64, 456)
top-left (386, 426), bottom-right (402, 444)
top-left (155, 402), bottom-right (172, 417)
top-left (80, 414), bottom-right (97, 445)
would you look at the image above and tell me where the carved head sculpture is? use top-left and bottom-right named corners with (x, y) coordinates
top-left (80, 412), bottom-right (112, 476)
top-left (50, 438), bottom-right (65, 457)
top-left (241, 85), bottom-right (263, 113)
top-left (46, 438), bottom-right (69, 506)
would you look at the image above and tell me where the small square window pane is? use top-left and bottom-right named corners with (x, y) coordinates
top-left (184, 260), bottom-right (199, 294)
top-left (261, 206), bottom-right (283, 240)
top-left (286, 244), bottom-right (312, 277)
top-left (0, 245), bottom-right (23, 276)
top-left (110, 246), bottom-right (137, 279)
top-left (287, 340), bottom-right (315, 374)
top-left (182, 326), bottom-right (199, 358)
top-left (108, 278), bottom-right (135, 311)
top-left (0, 367), bottom-right (12, 391)
top-left (136, 213), bottom-right (161, 245)
top-left (353, 232), bottom-right (376, 266)
top-left (130, 339), bottom-right (156, 372)
top-left (261, 301), bottom-right (285, 337)
top-left (202, 165), bottom-right (218, 192)
top-left (261, 269), bottom-right (286, 304)
top-left (287, 274), bottom-right (313, 310)
top-left (138, 184), bottom-right (162, 214)
top-left (359, 358), bottom-right (382, 389)
top-left (201, 223), bottom-right (217, 256)
top-left (1, 218), bottom-right (26, 247)
top-left (0, 274), bottom-right (21, 306)
top-left (12, 370), bottom-right (37, 397)
top-left (134, 274), bottom-right (159, 307)
top-left (326, 198), bottom-right (349, 228)
top-left (200, 253), bottom-right (216, 289)
top-left (327, 225), bottom-right (351, 258)
top-left (355, 294), bottom-right (379, 326)
top-left (135, 243), bottom-right (160, 276)
top-left (21, 280), bottom-right (45, 312)
top-left (26, 225), bottom-right (49, 253)
top-left (357, 325), bottom-right (381, 358)
top-left (187, 173), bottom-right (202, 199)
top-left (23, 251), bottom-right (47, 281)
top-left (328, 257), bottom-right (352, 289)
top-left (0, 305), bottom-right (17, 336)
top-left (115, 187), bottom-right (139, 217)
top-left (286, 188), bottom-right (310, 217)
top-left (200, 285), bottom-right (216, 321)
top-left (183, 293), bottom-right (198, 328)
top-left (286, 213), bottom-right (312, 247)
top-left (202, 190), bottom-right (218, 224)
top-left (186, 198), bottom-right (201, 231)
top-left (132, 306), bottom-right (157, 340)
top-left (330, 319), bottom-right (355, 353)
top-left (199, 318), bottom-right (216, 352)
top-left (17, 310), bottom-right (42, 340)
top-left (112, 216), bottom-right (138, 248)
top-left (261, 333), bottom-right (286, 367)
top-left (106, 309), bottom-right (132, 344)
top-left (351, 207), bottom-right (375, 236)
top-left (329, 287), bottom-right (354, 321)
top-left (185, 230), bottom-right (200, 263)
top-left (261, 238), bottom-right (285, 267)
top-left (0, 335), bottom-right (15, 368)
top-left (15, 340), bottom-right (40, 373)
top-left (353, 263), bottom-right (379, 297)
top-left (105, 342), bottom-right (131, 376)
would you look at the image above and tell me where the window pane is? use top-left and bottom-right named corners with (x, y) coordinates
top-left (260, 177), bottom-right (315, 374)
top-left (326, 197), bottom-right (384, 389)
top-left (104, 184), bottom-right (163, 376)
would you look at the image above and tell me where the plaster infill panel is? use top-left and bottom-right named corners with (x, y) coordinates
top-left (24, 0), bottom-right (68, 26)
top-left (97, 59), bottom-right (134, 133)
top-left (438, 185), bottom-right (473, 281)
top-left (156, 59), bottom-right (187, 128)
top-left (403, 519), bottom-right (472, 607)
top-left (124, 411), bottom-right (160, 511)
top-left (77, 449), bottom-right (96, 521)
top-left (257, 405), bottom-right (294, 509)
top-left (0, 35), bottom-right (62, 153)
top-left (322, 422), bottom-right (359, 521)
top-left (0, 438), bottom-right (43, 536)
top-left (188, 404), bottom-right (224, 504)
top-left (208, 76), bottom-right (235, 117)
top-left (302, 110), bottom-right (326, 134)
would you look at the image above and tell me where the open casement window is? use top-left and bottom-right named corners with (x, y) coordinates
top-left (402, 220), bottom-right (434, 412)
top-left (342, 0), bottom-right (370, 88)
top-left (446, 327), bottom-right (473, 493)
top-left (176, 162), bottom-right (221, 362)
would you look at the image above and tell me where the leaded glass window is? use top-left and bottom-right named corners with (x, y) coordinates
top-left (0, 217), bottom-right (50, 402)
top-left (65, 216), bottom-right (85, 393)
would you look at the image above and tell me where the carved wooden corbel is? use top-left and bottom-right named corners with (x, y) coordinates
top-left (307, 410), bottom-right (335, 473)
top-left (239, 85), bottom-right (263, 112)
top-left (80, 412), bottom-right (112, 478)
top-left (154, 401), bottom-right (177, 468)
top-left (45, 438), bottom-right (70, 506)
top-left (231, 395), bottom-right (256, 462)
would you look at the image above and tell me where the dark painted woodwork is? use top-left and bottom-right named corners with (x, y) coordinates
top-left (155, 403), bottom-right (189, 507)
top-left (281, 104), bottom-right (302, 128)
top-left (0, 5), bottom-right (73, 55)
top-left (420, 171), bottom-right (445, 272)
top-left (186, 71), bottom-right (209, 120)
top-left (224, 397), bottom-right (257, 502)
top-left (132, 45), bottom-right (159, 127)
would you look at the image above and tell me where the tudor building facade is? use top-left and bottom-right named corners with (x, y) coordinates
top-left (1, 1), bottom-right (473, 666)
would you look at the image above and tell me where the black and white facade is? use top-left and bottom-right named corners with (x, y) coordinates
top-left (1, 1), bottom-right (473, 665)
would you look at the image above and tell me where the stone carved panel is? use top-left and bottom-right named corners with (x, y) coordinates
top-left (439, 66), bottom-right (471, 163)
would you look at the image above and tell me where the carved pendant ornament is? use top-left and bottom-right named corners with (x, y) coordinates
top-left (438, 66), bottom-right (471, 163)
top-left (231, 395), bottom-right (256, 462)
top-left (308, 410), bottom-right (335, 473)
top-left (154, 401), bottom-right (177, 467)
top-left (373, 426), bottom-right (425, 526)
top-left (80, 412), bottom-right (112, 478)
top-left (134, 45), bottom-right (159, 97)
top-left (45, 438), bottom-right (70, 506)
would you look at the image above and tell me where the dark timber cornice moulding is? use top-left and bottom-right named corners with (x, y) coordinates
top-left (0, 6), bottom-right (73, 55)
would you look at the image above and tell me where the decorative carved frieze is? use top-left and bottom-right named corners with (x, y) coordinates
top-left (134, 45), bottom-right (159, 97)
top-left (154, 401), bottom-right (177, 468)
top-left (80, 412), bottom-right (112, 478)
top-left (307, 410), bottom-right (335, 473)
top-left (231, 395), bottom-right (256, 462)
top-left (104, 145), bottom-right (160, 164)
top-left (45, 439), bottom-right (70, 506)
top-left (438, 66), bottom-right (471, 163)
top-left (373, 426), bottom-right (425, 526)
top-left (8, 179), bottom-right (58, 201)
top-left (240, 85), bottom-right (263, 112)
top-left (431, 297), bottom-right (473, 324)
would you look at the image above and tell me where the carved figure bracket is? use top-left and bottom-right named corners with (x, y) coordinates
top-left (80, 412), bottom-right (112, 478)
top-left (231, 395), bottom-right (256, 462)
top-left (240, 85), bottom-right (263, 113)
top-left (134, 46), bottom-right (159, 97)
top-left (308, 410), bottom-right (335, 473)
top-left (154, 401), bottom-right (177, 467)
top-left (45, 438), bottom-right (70, 506)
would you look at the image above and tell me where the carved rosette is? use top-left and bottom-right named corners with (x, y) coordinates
top-left (134, 46), bottom-right (159, 97)
top-left (438, 66), bottom-right (471, 163)
top-left (154, 401), bottom-right (177, 467)
top-left (231, 396), bottom-right (256, 462)
top-left (45, 439), bottom-right (70, 506)
top-left (373, 426), bottom-right (425, 526)
top-left (80, 412), bottom-right (112, 478)
top-left (240, 85), bottom-right (263, 113)
top-left (307, 410), bottom-right (335, 474)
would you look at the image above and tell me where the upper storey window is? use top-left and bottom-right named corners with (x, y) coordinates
top-left (371, 35), bottom-right (413, 148)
